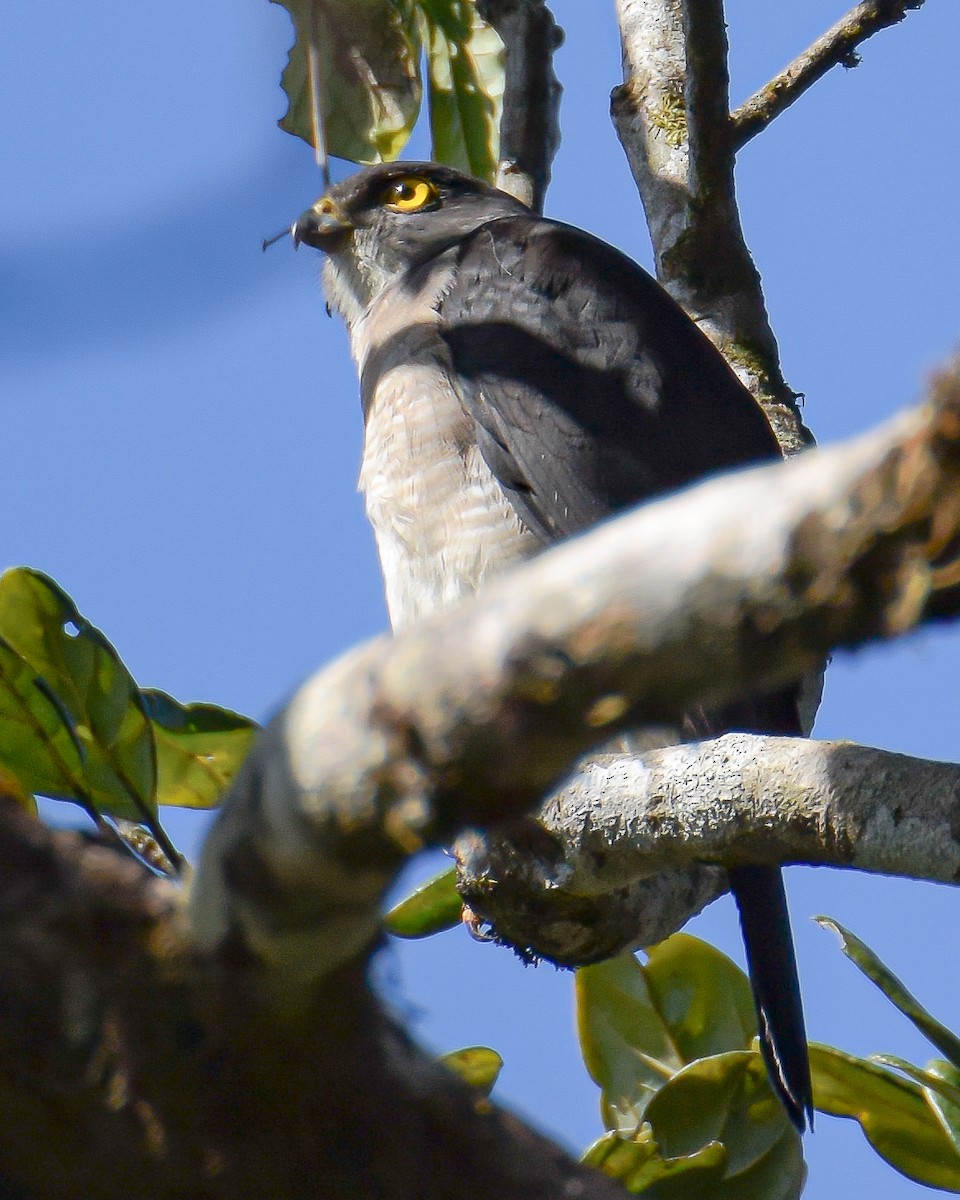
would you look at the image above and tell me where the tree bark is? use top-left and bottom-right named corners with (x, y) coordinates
top-left (191, 362), bottom-right (960, 992)
top-left (611, 0), bottom-right (809, 453)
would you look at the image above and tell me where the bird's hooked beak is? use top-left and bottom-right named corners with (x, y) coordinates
top-left (291, 196), bottom-right (354, 251)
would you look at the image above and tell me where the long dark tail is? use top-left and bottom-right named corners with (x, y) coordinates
top-left (729, 863), bottom-right (813, 1130)
top-left (685, 688), bottom-right (813, 1130)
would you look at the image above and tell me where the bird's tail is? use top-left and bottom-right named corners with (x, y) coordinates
top-left (684, 689), bottom-right (814, 1131)
top-left (728, 863), bottom-right (813, 1130)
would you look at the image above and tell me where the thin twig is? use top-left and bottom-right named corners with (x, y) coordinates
top-left (732, 0), bottom-right (928, 150)
top-left (683, 0), bottom-right (734, 202)
top-left (307, 6), bottom-right (331, 188)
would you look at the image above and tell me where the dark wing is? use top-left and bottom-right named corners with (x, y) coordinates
top-left (440, 214), bottom-right (814, 1129)
top-left (438, 214), bottom-right (782, 541)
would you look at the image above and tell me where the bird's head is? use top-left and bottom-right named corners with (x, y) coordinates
top-left (292, 162), bottom-right (529, 327)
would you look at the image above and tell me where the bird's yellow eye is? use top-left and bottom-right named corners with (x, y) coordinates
top-left (381, 177), bottom-right (441, 213)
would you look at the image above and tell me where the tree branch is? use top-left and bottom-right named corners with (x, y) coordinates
top-left (0, 798), bottom-right (626, 1200)
top-left (190, 360), bottom-right (960, 994)
top-left (732, 0), bottom-right (928, 150)
top-left (8, 363), bottom-right (960, 1197)
top-left (477, 0), bottom-right (563, 213)
top-left (457, 735), bottom-right (960, 964)
top-left (611, 0), bottom-right (810, 453)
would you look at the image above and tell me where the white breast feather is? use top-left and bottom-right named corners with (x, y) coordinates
top-left (348, 267), bottom-right (537, 629)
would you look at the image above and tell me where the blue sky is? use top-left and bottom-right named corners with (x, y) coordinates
top-left (4, 2), bottom-right (960, 1194)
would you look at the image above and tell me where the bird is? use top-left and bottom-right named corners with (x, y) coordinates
top-left (291, 160), bottom-right (813, 1130)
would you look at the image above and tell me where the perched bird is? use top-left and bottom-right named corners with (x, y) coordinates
top-left (293, 161), bottom-right (813, 1129)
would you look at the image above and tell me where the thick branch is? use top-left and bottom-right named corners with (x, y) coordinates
top-left (478, 0), bottom-right (563, 212)
top-left (611, 0), bottom-right (809, 452)
top-left (457, 735), bottom-right (960, 964)
top-left (191, 362), bottom-right (960, 993)
top-left (17, 367), bottom-right (959, 1194)
top-left (732, 1), bottom-right (928, 149)
top-left (0, 799), bottom-right (625, 1200)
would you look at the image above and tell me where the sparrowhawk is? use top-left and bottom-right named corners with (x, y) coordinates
top-left (292, 161), bottom-right (813, 1129)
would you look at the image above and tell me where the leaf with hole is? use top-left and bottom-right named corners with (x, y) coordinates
top-left (0, 568), bottom-right (258, 860)
top-left (0, 634), bottom-right (89, 810)
top-left (0, 569), bottom-right (156, 824)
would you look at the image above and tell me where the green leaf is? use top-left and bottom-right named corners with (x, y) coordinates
top-left (581, 1054), bottom-right (802, 1200)
top-left (876, 1058), bottom-right (960, 1159)
top-left (577, 939), bottom-right (803, 1198)
top-left (141, 690), bottom-right (257, 810)
top-left (642, 1053), bottom-right (802, 1200)
top-left (0, 765), bottom-right (37, 815)
top-left (817, 917), bottom-right (960, 1069)
top-left (871, 1055), bottom-right (960, 1114)
top-left (276, 0), bottom-right (424, 163)
top-left (581, 1128), bottom-right (727, 1195)
top-left (0, 634), bottom-right (89, 807)
top-left (420, 0), bottom-right (504, 180)
top-left (384, 865), bottom-right (463, 937)
top-left (811, 1043), bottom-right (960, 1191)
top-left (576, 936), bottom-right (760, 1136)
top-left (274, 0), bottom-right (505, 175)
top-left (645, 933), bottom-right (757, 1062)
top-left (576, 953), bottom-right (685, 1135)
top-left (439, 1046), bottom-right (502, 1094)
top-left (0, 569), bottom-right (255, 864)
top-left (924, 1060), bottom-right (960, 1157)
top-left (0, 569), bottom-right (156, 823)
